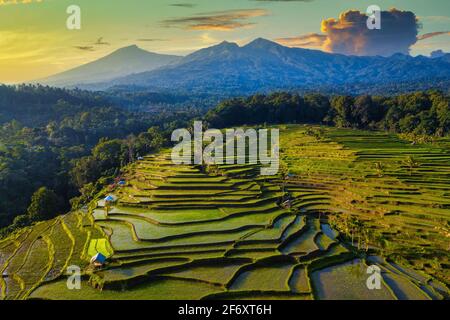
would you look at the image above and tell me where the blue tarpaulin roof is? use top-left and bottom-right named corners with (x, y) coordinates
top-left (91, 253), bottom-right (107, 264)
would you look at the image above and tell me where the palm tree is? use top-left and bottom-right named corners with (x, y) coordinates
top-left (104, 203), bottom-right (110, 218)
top-left (403, 156), bottom-right (420, 176)
top-left (364, 228), bottom-right (373, 252)
top-left (354, 219), bottom-right (365, 250)
top-left (379, 237), bottom-right (390, 257)
top-left (374, 162), bottom-right (384, 177)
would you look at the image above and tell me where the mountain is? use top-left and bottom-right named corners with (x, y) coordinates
top-left (49, 38), bottom-right (450, 94)
top-left (98, 38), bottom-right (450, 94)
top-left (37, 45), bottom-right (181, 87)
top-left (431, 51), bottom-right (450, 64)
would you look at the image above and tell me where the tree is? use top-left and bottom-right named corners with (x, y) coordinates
top-left (430, 95), bottom-right (450, 135)
top-left (92, 139), bottom-right (124, 169)
top-left (352, 95), bottom-right (374, 128)
top-left (330, 96), bottom-right (354, 128)
top-left (12, 215), bottom-right (31, 228)
top-left (70, 156), bottom-right (102, 189)
top-left (136, 128), bottom-right (166, 156)
top-left (374, 162), bottom-right (384, 177)
top-left (27, 187), bottom-right (60, 221)
top-left (304, 94), bottom-right (330, 122)
top-left (403, 156), bottom-right (420, 176)
top-left (125, 134), bottom-right (137, 163)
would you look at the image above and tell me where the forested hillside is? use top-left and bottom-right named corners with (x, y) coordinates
top-left (1, 86), bottom-right (449, 239)
top-left (0, 85), bottom-right (196, 235)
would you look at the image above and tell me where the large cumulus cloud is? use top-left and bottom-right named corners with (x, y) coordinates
top-left (321, 9), bottom-right (419, 56)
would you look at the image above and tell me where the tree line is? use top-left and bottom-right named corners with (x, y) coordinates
top-left (205, 91), bottom-right (450, 137)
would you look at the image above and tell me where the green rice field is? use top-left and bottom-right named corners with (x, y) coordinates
top-left (1, 125), bottom-right (449, 300)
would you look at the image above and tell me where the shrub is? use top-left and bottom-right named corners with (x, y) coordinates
top-left (27, 187), bottom-right (60, 221)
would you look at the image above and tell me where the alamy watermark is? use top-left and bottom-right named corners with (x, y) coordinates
top-left (66, 265), bottom-right (81, 290)
top-left (366, 265), bottom-right (382, 290)
top-left (66, 5), bottom-right (81, 30)
top-left (171, 122), bottom-right (279, 176)
top-left (367, 5), bottom-right (381, 30)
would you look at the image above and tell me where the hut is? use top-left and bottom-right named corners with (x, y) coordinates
top-left (104, 195), bottom-right (116, 203)
top-left (282, 199), bottom-right (293, 209)
top-left (90, 253), bottom-right (107, 267)
top-left (286, 173), bottom-right (296, 180)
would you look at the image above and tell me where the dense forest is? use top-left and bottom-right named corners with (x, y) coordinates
top-left (205, 91), bottom-right (450, 137)
top-left (0, 85), bottom-right (198, 236)
top-left (1, 85), bottom-right (449, 237)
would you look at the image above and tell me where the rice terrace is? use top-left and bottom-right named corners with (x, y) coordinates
top-left (1, 125), bottom-right (449, 300)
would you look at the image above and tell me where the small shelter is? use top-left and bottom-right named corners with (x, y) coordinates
top-left (90, 253), bottom-right (107, 267)
top-left (286, 173), bottom-right (296, 180)
top-left (282, 199), bottom-right (293, 209)
top-left (118, 180), bottom-right (126, 186)
top-left (104, 195), bottom-right (116, 203)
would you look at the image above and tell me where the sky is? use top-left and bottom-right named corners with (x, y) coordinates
top-left (0, 0), bottom-right (449, 83)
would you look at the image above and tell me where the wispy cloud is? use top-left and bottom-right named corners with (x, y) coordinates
top-left (251, 0), bottom-right (313, 2)
top-left (94, 37), bottom-right (110, 45)
top-left (161, 9), bottom-right (268, 31)
top-left (73, 46), bottom-right (95, 51)
top-left (170, 3), bottom-right (196, 8)
top-left (418, 16), bottom-right (450, 23)
top-left (417, 31), bottom-right (450, 41)
top-left (136, 38), bottom-right (169, 42)
top-left (0, 0), bottom-right (42, 5)
top-left (73, 38), bottom-right (109, 51)
top-left (275, 33), bottom-right (326, 48)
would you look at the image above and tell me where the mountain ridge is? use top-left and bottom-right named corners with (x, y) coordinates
top-left (39, 38), bottom-right (450, 94)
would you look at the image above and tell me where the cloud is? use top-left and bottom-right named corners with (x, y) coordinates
top-left (136, 38), bottom-right (169, 42)
top-left (170, 3), bottom-right (196, 8)
top-left (419, 16), bottom-right (450, 23)
top-left (417, 31), bottom-right (450, 41)
top-left (73, 38), bottom-right (109, 51)
top-left (275, 33), bottom-right (326, 48)
top-left (320, 9), bottom-right (420, 56)
top-left (0, 0), bottom-right (42, 5)
top-left (276, 10), bottom-right (450, 57)
top-left (161, 9), bottom-right (268, 31)
top-left (252, 0), bottom-right (313, 2)
top-left (94, 37), bottom-right (110, 45)
top-left (73, 46), bottom-right (95, 51)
